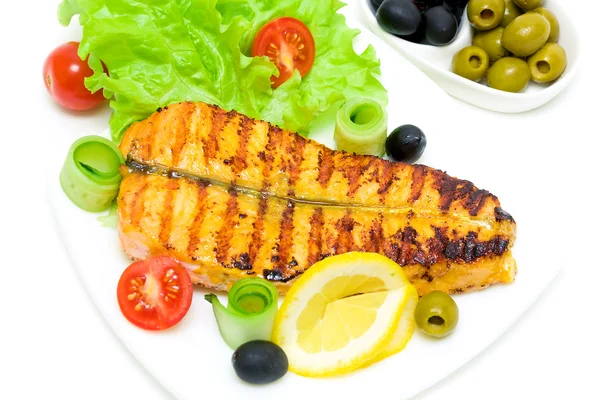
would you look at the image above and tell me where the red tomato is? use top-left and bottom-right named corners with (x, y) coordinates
top-left (43, 41), bottom-right (106, 111)
top-left (117, 256), bottom-right (193, 331)
top-left (251, 17), bottom-right (316, 88)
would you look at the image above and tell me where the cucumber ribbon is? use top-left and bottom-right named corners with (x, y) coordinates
top-left (334, 98), bottom-right (388, 156)
top-left (60, 135), bottom-right (125, 212)
top-left (205, 278), bottom-right (279, 350)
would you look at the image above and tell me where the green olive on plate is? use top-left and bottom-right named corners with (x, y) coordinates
top-left (452, 45), bottom-right (490, 82)
top-left (467, 0), bottom-right (506, 31)
top-left (414, 291), bottom-right (459, 338)
top-left (527, 43), bottom-right (567, 83)
top-left (529, 7), bottom-right (560, 42)
top-left (473, 27), bottom-right (508, 62)
top-left (502, 13), bottom-right (550, 57)
top-left (487, 57), bottom-right (531, 92)
top-left (513, 0), bottom-right (545, 11)
top-left (501, 0), bottom-right (523, 28)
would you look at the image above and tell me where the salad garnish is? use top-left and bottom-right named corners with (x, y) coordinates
top-left (60, 135), bottom-right (124, 212)
top-left (205, 278), bottom-right (279, 350)
top-left (57, 0), bottom-right (388, 141)
top-left (334, 97), bottom-right (388, 156)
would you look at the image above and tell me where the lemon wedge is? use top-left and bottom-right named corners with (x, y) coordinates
top-left (272, 252), bottom-right (416, 377)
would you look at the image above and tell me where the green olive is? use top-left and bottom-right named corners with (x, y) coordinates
top-left (414, 291), bottom-right (459, 338)
top-left (502, 13), bottom-right (550, 57)
top-left (452, 46), bottom-right (490, 82)
top-left (501, 0), bottom-right (523, 28)
top-left (513, 0), bottom-right (545, 11)
top-left (529, 7), bottom-right (560, 42)
top-left (487, 57), bottom-right (531, 92)
top-left (467, 0), bottom-right (506, 31)
top-left (527, 43), bottom-right (567, 83)
top-left (473, 27), bottom-right (508, 62)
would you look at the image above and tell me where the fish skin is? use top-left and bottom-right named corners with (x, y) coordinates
top-left (117, 101), bottom-right (517, 296)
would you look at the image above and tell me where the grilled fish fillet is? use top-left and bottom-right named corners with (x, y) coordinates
top-left (117, 101), bottom-right (517, 296)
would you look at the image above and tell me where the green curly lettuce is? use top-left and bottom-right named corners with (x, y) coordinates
top-left (58, 0), bottom-right (388, 141)
top-left (217, 0), bottom-right (388, 134)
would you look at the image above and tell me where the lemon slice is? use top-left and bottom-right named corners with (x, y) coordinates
top-left (272, 252), bottom-right (416, 377)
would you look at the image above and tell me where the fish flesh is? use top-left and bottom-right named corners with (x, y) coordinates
top-left (117, 101), bottom-right (517, 296)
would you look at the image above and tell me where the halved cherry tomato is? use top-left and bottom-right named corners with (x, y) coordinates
top-left (43, 41), bottom-right (106, 111)
top-left (251, 17), bottom-right (316, 88)
top-left (117, 256), bottom-right (193, 331)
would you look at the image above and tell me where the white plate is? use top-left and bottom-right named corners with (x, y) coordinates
top-left (48, 4), bottom-right (561, 400)
top-left (360, 0), bottom-right (580, 113)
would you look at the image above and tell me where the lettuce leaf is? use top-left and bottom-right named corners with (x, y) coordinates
top-left (58, 0), bottom-right (387, 141)
top-left (217, 0), bottom-right (388, 134)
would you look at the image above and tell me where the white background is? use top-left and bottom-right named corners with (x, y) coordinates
top-left (1, 0), bottom-right (599, 399)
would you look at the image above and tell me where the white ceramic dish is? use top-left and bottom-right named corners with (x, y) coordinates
top-left (360, 0), bottom-right (580, 113)
top-left (48, 3), bottom-right (561, 400)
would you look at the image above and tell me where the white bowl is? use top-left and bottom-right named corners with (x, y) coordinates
top-left (359, 0), bottom-right (580, 113)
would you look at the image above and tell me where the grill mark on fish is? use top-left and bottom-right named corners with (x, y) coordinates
top-left (130, 181), bottom-right (150, 227)
top-left (158, 179), bottom-right (179, 248)
top-left (247, 195), bottom-right (268, 265)
top-left (203, 108), bottom-right (224, 165)
top-left (186, 181), bottom-right (209, 256)
top-left (271, 200), bottom-right (295, 273)
top-left (307, 208), bottom-right (324, 266)
top-left (215, 190), bottom-right (239, 265)
top-left (262, 126), bottom-right (279, 184)
top-left (366, 215), bottom-right (384, 253)
top-left (287, 133), bottom-right (306, 187)
top-left (409, 165), bottom-right (427, 203)
top-left (377, 163), bottom-right (394, 198)
top-left (233, 115), bottom-right (251, 175)
top-left (346, 158), bottom-right (373, 196)
top-left (170, 114), bottom-right (189, 166)
top-left (317, 149), bottom-right (334, 187)
top-left (334, 212), bottom-right (356, 254)
top-left (464, 189), bottom-right (493, 217)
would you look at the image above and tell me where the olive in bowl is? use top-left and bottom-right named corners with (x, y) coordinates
top-left (472, 26), bottom-right (508, 62)
top-left (467, 0), bottom-right (506, 31)
top-left (376, 0), bottom-right (422, 36)
top-left (487, 57), bottom-right (531, 92)
top-left (452, 45), bottom-right (489, 82)
top-left (527, 43), bottom-right (567, 83)
top-left (423, 6), bottom-right (458, 45)
top-left (513, 0), bottom-right (545, 11)
top-left (502, 13), bottom-right (550, 57)
top-left (501, 0), bottom-right (523, 27)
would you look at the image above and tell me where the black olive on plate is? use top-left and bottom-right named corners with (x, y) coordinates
top-left (424, 6), bottom-right (458, 45)
top-left (232, 340), bottom-right (288, 384)
top-left (385, 125), bottom-right (427, 163)
top-left (376, 0), bottom-right (423, 36)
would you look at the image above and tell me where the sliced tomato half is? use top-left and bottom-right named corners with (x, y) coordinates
top-left (251, 17), bottom-right (316, 88)
top-left (117, 256), bottom-right (193, 331)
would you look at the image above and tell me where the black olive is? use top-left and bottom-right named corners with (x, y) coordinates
top-left (423, 6), bottom-right (458, 45)
top-left (397, 18), bottom-right (426, 43)
top-left (376, 0), bottom-right (422, 36)
top-left (385, 125), bottom-right (427, 163)
top-left (412, 0), bottom-right (444, 12)
top-left (232, 340), bottom-right (288, 384)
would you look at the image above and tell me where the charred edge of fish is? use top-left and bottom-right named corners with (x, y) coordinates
top-left (263, 268), bottom-right (303, 283)
top-left (232, 253), bottom-right (252, 271)
top-left (494, 207), bottom-right (515, 223)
